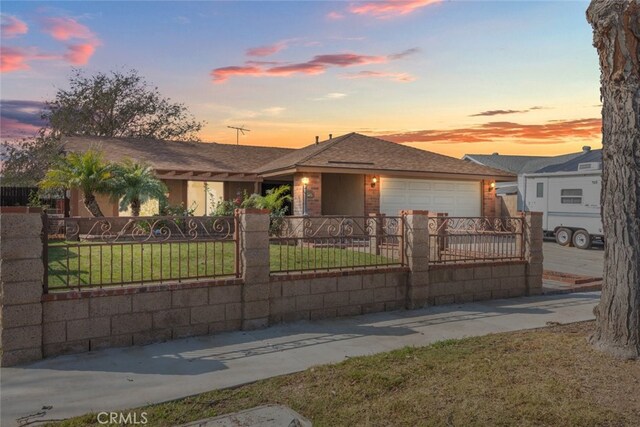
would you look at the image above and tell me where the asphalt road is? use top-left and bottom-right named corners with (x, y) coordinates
top-left (543, 240), bottom-right (604, 278)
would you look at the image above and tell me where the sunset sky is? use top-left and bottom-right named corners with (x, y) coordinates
top-left (1, 0), bottom-right (602, 158)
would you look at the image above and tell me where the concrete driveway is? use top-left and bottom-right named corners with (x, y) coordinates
top-left (543, 241), bottom-right (604, 278)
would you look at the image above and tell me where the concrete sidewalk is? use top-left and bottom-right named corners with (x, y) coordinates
top-left (1, 292), bottom-right (599, 426)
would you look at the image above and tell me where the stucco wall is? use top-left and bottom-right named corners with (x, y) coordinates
top-left (70, 189), bottom-right (119, 217)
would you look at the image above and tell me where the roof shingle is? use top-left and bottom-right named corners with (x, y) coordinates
top-left (257, 133), bottom-right (515, 178)
top-left (61, 136), bottom-right (294, 173)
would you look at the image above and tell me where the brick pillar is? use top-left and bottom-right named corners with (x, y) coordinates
top-left (482, 180), bottom-right (497, 217)
top-left (403, 210), bottom-right (431, 309)
top-left (0, 211), bottom-right (45, 366)
top-left (523, 211), bottom-right (543, 295)
top-left (238, 209), bottom-right (271, 329)
top-left (293, 173), bottom-right (321, 216)
top-left (364, 174), bottom-right (380, 216)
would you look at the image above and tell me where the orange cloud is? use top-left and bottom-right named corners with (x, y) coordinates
top-left (341, 70), bottom-right (415, 82)
top-left (40, 16), bottom-right (95, 40)
top-left (0, 47), bottom-right (30, 72)
top-left (376, 118), bottom-right (602, 144)
top-left (350, 0), bottom-right (443, 18)
top-left (1, 14), bottom-right (28, 38)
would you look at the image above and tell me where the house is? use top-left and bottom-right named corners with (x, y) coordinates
top-left (463, 146), bottom-right (594, 213)
top-left (61, 133), bottom-right (515, 218)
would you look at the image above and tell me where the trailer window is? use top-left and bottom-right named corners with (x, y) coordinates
top-left (561, 189), bottom-right (583, 204)
top-left (536, 182), bottom-right (544, 198)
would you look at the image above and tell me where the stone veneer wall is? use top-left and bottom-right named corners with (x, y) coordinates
top-left (0, 209), bottom-right (542, 366)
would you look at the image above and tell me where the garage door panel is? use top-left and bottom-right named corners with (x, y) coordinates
top-left (381, 177), bottom-right (481, 216)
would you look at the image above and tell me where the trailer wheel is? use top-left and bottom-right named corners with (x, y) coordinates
top-left (572, 229), bottom-right (592, 249)
top-left (555, 228), bottom-right (572, 246)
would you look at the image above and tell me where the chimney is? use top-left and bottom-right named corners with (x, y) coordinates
top-left (315, 136), bottom-right (319, 144)
top-left (329, 134), bottom-right (333, 140)
top-left (582, 145), bottom-right (591, 152)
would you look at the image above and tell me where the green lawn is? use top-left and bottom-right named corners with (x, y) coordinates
top-left (47, 321), bottom-right (640, 427)
top-left (47, 241), bottom-right (396, 289)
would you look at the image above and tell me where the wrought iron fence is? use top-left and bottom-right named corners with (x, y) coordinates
top-left (43, 214), bottom-right (239, 292)
top-left (269, 215), bottom-right (405, 273)
top-left (427, 216), bottom-right (524, 264)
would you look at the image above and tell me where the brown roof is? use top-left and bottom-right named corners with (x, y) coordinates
top-left (257, 133), bottom-right (516, 179)
top-left (62, 133), bottom-right (515, 180)
top-left (62, 136), bottom-right (294, 174)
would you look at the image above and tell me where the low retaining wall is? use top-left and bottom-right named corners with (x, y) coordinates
top-left (40, 279), bottom-right (243, 357)
top-left (427, 261), bottom-right (527, 305)
top-left (269, 268), bottom-right (408, 323)
top-left (1, 210), bottom-right (543, 366)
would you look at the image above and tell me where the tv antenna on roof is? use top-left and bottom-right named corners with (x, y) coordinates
top-left (227, 125), bottom-right (251, 145)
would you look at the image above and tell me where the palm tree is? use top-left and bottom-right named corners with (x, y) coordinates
top-left (40, 149), bottom-right (113, 217)
top-left (110, 159), bottom-right (167, 216)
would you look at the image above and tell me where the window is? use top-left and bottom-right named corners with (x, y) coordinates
top-left (561, 189), bottom-right (583, 204)
top-left (536, 182), bottom-right (544, 198)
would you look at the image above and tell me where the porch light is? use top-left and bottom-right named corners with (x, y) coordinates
top-left (301, 177), bottom-right (310, 186)
top-left (489, 182), bottom-right (496, 191)
top-left (371, 176), bottom-right (378, 188)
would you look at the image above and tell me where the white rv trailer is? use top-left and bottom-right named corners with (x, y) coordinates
top-left (522, 162), bottom-right (602, 249)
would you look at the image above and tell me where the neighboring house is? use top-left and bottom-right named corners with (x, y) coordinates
top-left (463, 146), bottom-right (594, 211)
top-left (62, 132), bottom-right (515, 218)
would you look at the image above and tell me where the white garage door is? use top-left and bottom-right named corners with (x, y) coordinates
top-left (380, 177), bottom-right (481, 217)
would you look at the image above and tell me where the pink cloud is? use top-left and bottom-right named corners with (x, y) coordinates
top-left (267, 62), bottom-right (326, 76)
top-left (0, 47), bottom-right (30, 72)
top-left (1, 15), bottom-right (28, 38)
top-left (40, 16), bottom-right (95, 40)
top-left (246, 41), bottom-right (287, 57)
top-left (64, 43), bottom-right (97, 65)
top-left (327, 11), bottom-right (345, 20)
top-left (211, 49), bottom-right (415, 83)
top-left (341, 70), bottom-right (416, 82)
top-left (310, 53), bottom-right (387, 66)
top-left (349, 0), bottom-right (442, 18)
top-left (210, 65), bottom-right (265, 83)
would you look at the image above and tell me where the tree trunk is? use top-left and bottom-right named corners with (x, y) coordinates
top-left (131, 198), bottom-right (141, 217)
top-left (83, 192), bottom-right (105, 217)
top-left (587, 0), bottom-right (640, 359)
